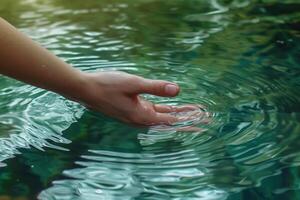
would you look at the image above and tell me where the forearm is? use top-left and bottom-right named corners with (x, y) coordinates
top-left (0, 18), bottom-right (191, 125)
top-left (0, 17), bottom-right (86, 99)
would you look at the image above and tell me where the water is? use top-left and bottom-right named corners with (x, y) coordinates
top-left (0, 0), bottom-right (299, 199)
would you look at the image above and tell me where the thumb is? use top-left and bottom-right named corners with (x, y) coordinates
top-left (138, 79), bottom-right (180, 97)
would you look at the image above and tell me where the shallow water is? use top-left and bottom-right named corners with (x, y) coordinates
top-left (0, 0), bottom-right (300, 199)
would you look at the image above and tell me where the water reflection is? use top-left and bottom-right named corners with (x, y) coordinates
top-left (0, 88), bottom-right (80, 166)
top-left (0, 0), bottom-right (299, 199)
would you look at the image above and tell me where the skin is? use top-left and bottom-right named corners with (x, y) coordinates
top-left (0, 17), bottom-right (198, 125)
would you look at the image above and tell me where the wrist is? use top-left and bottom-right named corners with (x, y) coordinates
top-left (68, 70), bottom-right (99, 107)
top-left (60, 69), bottom-right (91, 104)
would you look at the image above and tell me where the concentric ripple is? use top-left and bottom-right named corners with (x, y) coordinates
top-left (0, 0), bottom-right (300, 199)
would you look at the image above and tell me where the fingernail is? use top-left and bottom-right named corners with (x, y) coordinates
top-left (165, 84), bottom-right (178, 95)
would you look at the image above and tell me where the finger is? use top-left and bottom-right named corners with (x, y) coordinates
top-left (177, 109), bottom-right (210, 122)
top-left (154, 104), bottom-right (201, 113)
top-left (153, 104), bottom-right (173, 113)
top-left (151, 112), bottom-right (178, 125)
top-left (137, 79), bottom-right (180, 97)
top-left (173, 104), bottom-right (200, 112)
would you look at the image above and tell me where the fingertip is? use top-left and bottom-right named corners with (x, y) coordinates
top-left (164, 83), bottom-right (180, 96)
top-left (141, 79), bottom-right (180, 97)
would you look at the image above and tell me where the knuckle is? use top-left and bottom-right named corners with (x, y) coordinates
top-left (129, 75), bottom-right (141, 83)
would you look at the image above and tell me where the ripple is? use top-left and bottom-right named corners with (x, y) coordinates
top-left (0, 88), bottom-right (83, 166)
top-left (0, 0), bottom-right (300, 199)
top-left (38, 149), bottom-right (229, 200)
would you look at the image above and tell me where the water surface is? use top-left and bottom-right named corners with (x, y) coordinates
top-left (0, 0), bottom-right (299, 199)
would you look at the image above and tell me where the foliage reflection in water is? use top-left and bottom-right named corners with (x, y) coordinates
top-left (0, 0), bottom-right (299, 199)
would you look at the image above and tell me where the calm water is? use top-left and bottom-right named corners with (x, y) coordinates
top-left (0, 0), bottom-right (300, 199)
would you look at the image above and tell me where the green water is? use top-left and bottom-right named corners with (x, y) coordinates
top-left (0, 0), bottom-right (300, 199)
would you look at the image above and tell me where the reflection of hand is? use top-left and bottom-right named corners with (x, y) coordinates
top-left (76, 71), bottom-right (197, 125)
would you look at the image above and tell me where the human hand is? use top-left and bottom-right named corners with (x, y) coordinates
top-left (76, 71), bottom-right (198, 125)
top-left (0, 18), bottom-right (201, 126)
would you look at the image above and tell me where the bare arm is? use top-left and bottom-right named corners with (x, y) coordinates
top-left (0, 17), bottom-right (195, 125)
top-left (0, 17), bottom-right (85, 99)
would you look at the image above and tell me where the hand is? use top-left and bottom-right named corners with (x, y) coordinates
top-left (0, 18), bottom-right (200, 126)
top-left (76, 71), bottom-right (198, 125)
